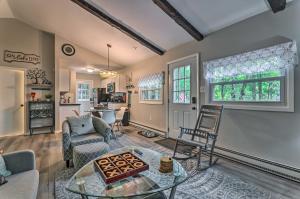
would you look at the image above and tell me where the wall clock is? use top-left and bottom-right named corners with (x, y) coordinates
top-left (61, 43), bottom-right (75, 56)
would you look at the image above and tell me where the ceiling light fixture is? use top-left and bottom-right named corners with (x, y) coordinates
top-left (99, 44), bottom-right (117, 78)
top-left (86, 68), bottom-right (95, 73)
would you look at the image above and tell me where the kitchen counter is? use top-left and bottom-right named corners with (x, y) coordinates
top-left (59, 103), bottom-right (81, 106)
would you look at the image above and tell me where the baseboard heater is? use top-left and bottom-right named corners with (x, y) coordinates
top-left (212, 147), bottom-right (300, 183)
top-left (129, 121), bottom-right (167, 136)
top-left (129, 121), bottom-right (300, 183)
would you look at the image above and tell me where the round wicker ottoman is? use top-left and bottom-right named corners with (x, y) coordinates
top-left (73, 142), bottom-right (110, 170)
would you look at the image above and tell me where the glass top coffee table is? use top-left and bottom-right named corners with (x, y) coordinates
top-left (66, 146), bottom-right (188, 199)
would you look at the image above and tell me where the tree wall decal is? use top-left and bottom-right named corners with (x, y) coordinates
top-left (26, 68), bottom-right (46, 84)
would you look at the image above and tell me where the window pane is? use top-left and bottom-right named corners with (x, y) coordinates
top-left (243, 82), bottom-right (256, 101)
top-left (148, 90), bottom-right (153, 100)
top-left (185, 79), bottom-right (190, 91)
top-left (155, 89), bottom-right (160, 100)
top-left (173, 68), bottom-right (179, 80)
top-left (173, 92), bottom-right (179, 103)
top-left (212, 79), bottom-right (281, 102)
top-left (213, 85), bottom-right (222, 101)
top-left (223, 85), bottom-right (233, 101)
top-left (140, 86), bottom-right (162, 102)
top-left (179, 79), bottom-right (185, 91)
top-left (173, 80), bottom-right (179, 92)
top-left (179, 92), bottom-right (185, 103)
top-left (179, 67), bottom-right (185, 79)
top-left (185, 91), bottom-right (190, 103)
top-left (233, 83), bottom-right (243, 101)
top-left (261, 80), bottom-right (281, 101)
top-left (142, 90), bottom-right (148, 100)
top-left (185, 66), bottom-right (190, 78)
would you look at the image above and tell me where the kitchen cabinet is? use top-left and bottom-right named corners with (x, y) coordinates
top-left (100, 74), bottom-right (126, 92)
top-left (59, 68), bottom-right (70, 91)
top-left (29, 101), bottom-right (55, 134)
top-left (116, 74), bottom-right (126, 92)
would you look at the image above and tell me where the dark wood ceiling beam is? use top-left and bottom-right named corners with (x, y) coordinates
top-left (153, 0), bottom-right (204, 41)
top-left (267, 0), bottom-right (286, 13)
top-left (71, 0), bottom-right (165, 55)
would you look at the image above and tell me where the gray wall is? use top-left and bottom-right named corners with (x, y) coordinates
top-left (123, 0), bottom-right (300, 172)
top-left (0, 19), bottom-right (55, 86)
top-left (0, 18), bottom-right (55, 134)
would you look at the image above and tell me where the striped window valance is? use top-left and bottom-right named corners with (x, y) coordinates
top-left (203, 41), bottom-right (298, 81)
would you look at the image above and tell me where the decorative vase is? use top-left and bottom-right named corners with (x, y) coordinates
top-left (30, 92), bottom-right (36, 101)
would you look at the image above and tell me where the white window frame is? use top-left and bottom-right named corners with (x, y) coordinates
top-left (77, 80), bottom-right (93, 102)
top-left (139, 87), bottom-right (163, 104)
top-left (205, 67), bottom-right (294, 112)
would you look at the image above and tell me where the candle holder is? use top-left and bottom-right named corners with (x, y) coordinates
top-left (159, 156), bottom-right (173, 173)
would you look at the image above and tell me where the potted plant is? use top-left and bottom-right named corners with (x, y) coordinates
top-left (45, 94), bottom-right (53, 102)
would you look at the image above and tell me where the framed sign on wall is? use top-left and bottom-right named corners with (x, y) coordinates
top-left (3, 50), bottom-right (40, 65)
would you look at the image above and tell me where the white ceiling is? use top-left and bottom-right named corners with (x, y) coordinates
top-left (89, 0), bottom-right (192, 51)
top-left (1, 0), bottom-right (289, 66)
top-left (168, 0), bottom-right (271, 34)
top-left (0, 0), bottom-right (14, 18)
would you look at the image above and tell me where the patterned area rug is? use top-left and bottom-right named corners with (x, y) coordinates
top-left (55, 134), bottom-right (272, 199)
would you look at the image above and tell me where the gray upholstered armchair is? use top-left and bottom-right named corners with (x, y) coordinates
top-left (1, 150), bottom-right (39, 199)
top-left (62, 116), bottom-right (112, 167)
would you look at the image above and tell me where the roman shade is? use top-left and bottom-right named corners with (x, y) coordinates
top-left (204, 41), bottom-right (298, 82)
top-left (138, 72), bottom-right (164, 89)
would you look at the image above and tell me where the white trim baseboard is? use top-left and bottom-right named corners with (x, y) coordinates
top-left (129, 120), bottom-right (166, 137)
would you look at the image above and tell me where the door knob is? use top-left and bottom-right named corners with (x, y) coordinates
top-left (20, 104), bottom-right (24, 107)
top-left (192, 107), bottom-right (197, 110)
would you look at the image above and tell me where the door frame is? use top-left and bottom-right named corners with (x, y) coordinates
top-left (76, 79), bottom-right (93, 103)
top-left (166, 53), bottom-right (200, 138)
top-left (0, 66), bottom-right (26, 137)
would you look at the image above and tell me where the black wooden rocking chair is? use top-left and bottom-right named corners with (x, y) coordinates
top-left (172, 105), bottom-right (223, 170)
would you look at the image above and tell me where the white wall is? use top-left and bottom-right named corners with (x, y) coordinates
top-left (122, 1), bottom-right (300, 175)
top-left (76, 73), bottom-right (101, 88)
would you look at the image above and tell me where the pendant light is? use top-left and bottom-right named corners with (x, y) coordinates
top-left (100, 44), bottom-right (117, 78)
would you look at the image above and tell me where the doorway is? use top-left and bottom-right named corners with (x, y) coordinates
top-left (0, 67), bottom-right (25, 137)
top-left (76, 80), bottom-right (93, 114)
top-left (167, 54), bottom-right (200, 138)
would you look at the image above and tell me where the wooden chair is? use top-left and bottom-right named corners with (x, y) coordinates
top-left (172, 105), bottom-right (223, 170)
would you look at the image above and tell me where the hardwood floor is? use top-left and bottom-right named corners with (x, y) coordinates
top-left (0, 127), bottom-right (299, 199)
top-left (0, 133), bottom-right (64, 199)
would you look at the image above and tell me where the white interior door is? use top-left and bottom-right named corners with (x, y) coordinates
top-left (76, 80), bottom-right (93, 114)
top-left (0, 67), bottom-right (25, 137)
top-left (168, 55), bottom-right (199, 138)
